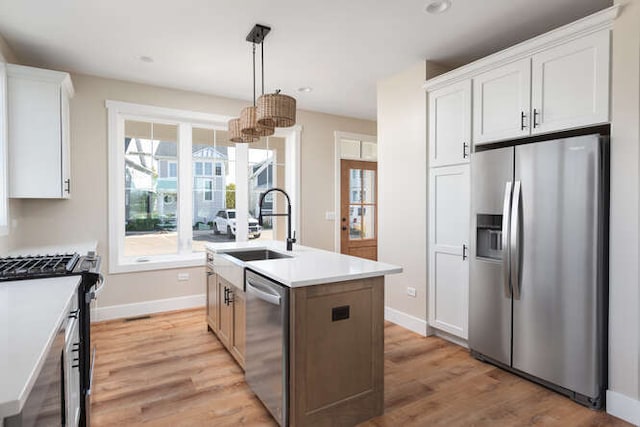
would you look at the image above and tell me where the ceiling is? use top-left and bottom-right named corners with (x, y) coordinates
top-left (0, 0), bottom-right (612, 120)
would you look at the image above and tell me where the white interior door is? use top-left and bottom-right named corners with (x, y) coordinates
top-left (428, 80), bottom-right (471, 167)
top-left (428, 164), bottom-right (470, 338)
top-left (531, 30), bottom-right (610, 134)
top-left (473, 58), bottom-right (531, 144)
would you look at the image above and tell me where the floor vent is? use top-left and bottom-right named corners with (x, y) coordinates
top-left (124, 315), bottom-right (152, 322)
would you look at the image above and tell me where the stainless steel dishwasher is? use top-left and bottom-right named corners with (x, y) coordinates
top-left (245, 269), bottom-right (289, 427)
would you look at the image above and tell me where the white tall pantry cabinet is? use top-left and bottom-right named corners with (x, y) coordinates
top-left (427, 84), bottom-right (471, 339)
top-left (425, 7), bottom-right (615, 342)
top-left (7, 64), bottom-right (74, 199)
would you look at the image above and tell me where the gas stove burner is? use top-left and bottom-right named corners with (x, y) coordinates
top-left (0, 253), bottom-right (81, 281)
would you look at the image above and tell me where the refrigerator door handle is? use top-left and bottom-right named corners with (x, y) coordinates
top-left (510, 181), bottom-right (522, 300)
top-left (501, 181), bottom-right (513, 298)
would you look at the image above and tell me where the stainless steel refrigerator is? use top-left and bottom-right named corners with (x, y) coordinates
top-left (469, 133), bottom-right (608, 409)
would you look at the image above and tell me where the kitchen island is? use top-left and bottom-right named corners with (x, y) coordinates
top-left (205, 242), bottom-right (401, 427)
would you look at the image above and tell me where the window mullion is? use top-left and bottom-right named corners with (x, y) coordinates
top-left (178, 123), bottom-right (193, 254)
top-left (235, 143), bottom-right (249, 242)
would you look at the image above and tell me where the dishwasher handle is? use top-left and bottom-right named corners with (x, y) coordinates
top-left (247, 279), bottom-right (281, 306)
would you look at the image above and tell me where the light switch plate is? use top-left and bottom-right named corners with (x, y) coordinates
top-left (407, 287), bottom-right (417, 297)
top-left (178, 273), bottom-right (190, 281)
top-left (325, 211), bottom-right (336, 220)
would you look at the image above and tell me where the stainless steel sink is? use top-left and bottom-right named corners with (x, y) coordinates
top-left (223, 249), bottom-right (292, 262)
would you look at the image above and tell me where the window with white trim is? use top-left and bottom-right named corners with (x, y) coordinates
top-left (248, 137), bottom-right (287, 242)
top-left (203, 179), bottom-right (213, 201)
top-left (107, 101), bottom-right (301, 273)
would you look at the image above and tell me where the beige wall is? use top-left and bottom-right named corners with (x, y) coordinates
top-left (377, 62), bottom-right (428, 322)
top-left (9, 74), bottom-right (375, 308)
top-left (609, 0), bottom-right (640, 403)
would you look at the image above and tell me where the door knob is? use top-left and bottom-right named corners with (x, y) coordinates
top-left (342, 217), bottom-right (346, 222)
top-left (342, 226), bottom-right (347, 231)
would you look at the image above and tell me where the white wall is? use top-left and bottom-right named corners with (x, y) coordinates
top-left (607, 0), bottom-right (640, 422)
top-left (377, 62), bottom-right (429, 333)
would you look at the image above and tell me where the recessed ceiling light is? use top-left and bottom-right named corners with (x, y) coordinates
top-left (297, 87), bottom-right (313, 93)
top-left (425, 0), bottom-right (451, 14)
top-left (139, 56), bottom-right (154, 63)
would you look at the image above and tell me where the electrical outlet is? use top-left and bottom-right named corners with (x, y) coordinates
top-left (407, 287), bottom-right (417, 297)
top-left (178, 273), bottom-right (190, 281)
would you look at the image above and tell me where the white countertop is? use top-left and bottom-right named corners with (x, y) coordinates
top-left (206, 241), bottom-right (402, 287)
top-left (0, 276), bottom-right (80, 419)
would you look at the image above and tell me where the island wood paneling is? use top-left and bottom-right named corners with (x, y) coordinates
top-left (289, 277), bottom-right (384, 426)
top-left (90, 308), bottom-right (631, 427)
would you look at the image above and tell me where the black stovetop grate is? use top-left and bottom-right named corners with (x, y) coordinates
top-left (0, 253), bottom-right (80, 281)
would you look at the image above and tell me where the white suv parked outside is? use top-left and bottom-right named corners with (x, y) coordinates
top-left (213, 209), bottom-right (262, 239)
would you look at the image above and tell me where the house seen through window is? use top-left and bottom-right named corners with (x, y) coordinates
top-left (123, 120), bottom-right (287, 257)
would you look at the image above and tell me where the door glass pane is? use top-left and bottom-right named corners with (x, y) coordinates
top-left (192, 128), bottom-right (236, 252)
top-left (362, 205), bottom-right (375, 239)
top-left (362, 170), bottom-right (375, 203)
top-left (350, 169), bottom-right (362, 202)
top-left (124, 121), bottom-right (178, 257)
top-left (349, 205), bottom-right (362, 239)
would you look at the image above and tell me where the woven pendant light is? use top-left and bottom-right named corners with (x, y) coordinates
top-left (228, 118), bottom-right (258, 143)
top-left (257, 91), bottom-right (297, 128)
top-left (240, 106), bottom-right (275, 137)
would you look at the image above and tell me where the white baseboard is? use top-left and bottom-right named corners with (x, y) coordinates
top-left (434, 329), bottom-right (469, 349)
top-left (92, 294), bottom-right (206, 322)
top-left (384, 306), bottom-right (430, 336)
top-left (607, 390), bottom-right (640, 426)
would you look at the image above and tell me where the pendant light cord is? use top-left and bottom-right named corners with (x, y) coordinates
top-left (261, 42), bottom-right (265, 96)
top-left (252, 43), bottom-right (256, 107)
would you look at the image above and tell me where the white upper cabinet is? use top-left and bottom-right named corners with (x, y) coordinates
top-left (473, 58), bottom-right (531, 144)
top-left (425, 6), bottom-right (617, 146)
top-left (428, 80), bottom-right (471, 167)
top-left (531, 30), bottom-right (610, 134)
top-left (7, 64), bottom-right (74, 199)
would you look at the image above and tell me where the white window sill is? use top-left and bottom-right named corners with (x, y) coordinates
top-left (109, 252), bottom-right (206, 274)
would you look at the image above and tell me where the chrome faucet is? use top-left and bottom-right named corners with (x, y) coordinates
top-left (258, 188), bottom-right (296, 251)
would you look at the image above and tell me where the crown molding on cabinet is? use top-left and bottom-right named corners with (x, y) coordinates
top-left (423, 4), bottom-right (620, 92)
top-left (7, 64), bottom-right (74, 97)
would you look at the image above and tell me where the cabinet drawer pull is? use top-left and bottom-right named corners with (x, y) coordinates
top-left (533, 108), bottom-right (540, 128)
top-left (462, 244), bottom-right (468, 260)
top-left (520, 111), bottom-right (526, 130)
top-left (64, 179), bottom-right (71, 193)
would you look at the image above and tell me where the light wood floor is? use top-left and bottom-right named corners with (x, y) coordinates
top-left (91, 308), bottom-right (629, 427)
